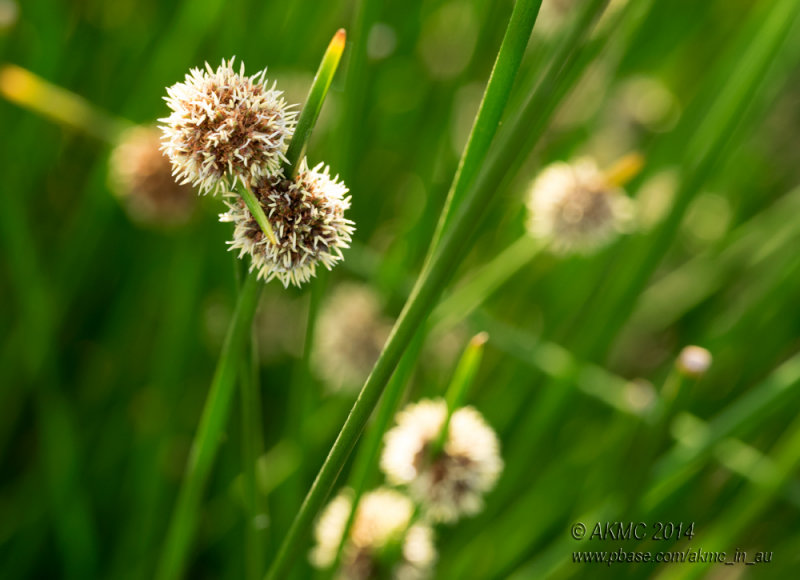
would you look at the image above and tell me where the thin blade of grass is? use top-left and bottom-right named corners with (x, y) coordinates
top-left (155, 273), bottom-right (262, 580)
top-left (428, 0), bottom-right (544, 253)
top-left (283, 28), bottom-right (347, 176)
top-left (326, 336), bottom-right (424, 578)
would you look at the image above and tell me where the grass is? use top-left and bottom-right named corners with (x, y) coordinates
top-left (3, 0), bottom-right (800, 579)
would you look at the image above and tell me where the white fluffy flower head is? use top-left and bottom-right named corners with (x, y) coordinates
top-left (159, 57), bottom-right (296, 194)
top-left (380, 399), bottom-right (503, 523)
top-left (220, 158), bottom-right (355, 287)
top-left (310, 488), bottom-right (436, 580)
top-left (526, 158), bottom-right (633, 254)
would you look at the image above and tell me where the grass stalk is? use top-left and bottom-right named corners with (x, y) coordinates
top-left (327, 336), bottom-right (424, 578)
top-left (155, 273), bottom-right (262, 580)
top-left (240, 328), bottom-right (266, 580)
top-left (283, 28), bottom-right (347, 176)
top-left (644, 349), bottom-right (800, 510)
top-left (432, 332), bottom-right (488, 455)
top-left (428, 0), bottom-right (544, 252)
top-left (663, 412), bottom-right (800, 580)
top-left (430, 235), bottom-right (544, 330)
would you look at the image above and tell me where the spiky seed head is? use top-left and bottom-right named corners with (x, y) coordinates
top-left (109, 126), bottom-right (195, 227)
top-left (310, 487), bottom-right (436, 580)
top-left (159, 57), bottom-right (296, 194)
top-left (380, 398), bottom-right (503, 524)
top-left (526, 158), bottom-right (633, 254)
top-left (312, 283), bottom-right (391, 393)
top-left (220, 158), bottom-right (355, 287)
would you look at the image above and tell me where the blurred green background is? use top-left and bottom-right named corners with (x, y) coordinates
top-left (2, 0), bottom-right (800, 578)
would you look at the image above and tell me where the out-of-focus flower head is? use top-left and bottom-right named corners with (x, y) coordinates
top-left (109, 126), bottom-right (195, 227)
top-left (159, 57), bottom-right (296, 194)
top-left (220, 158), bottom-right (354, 287)
top-left (526, 158), bottom-right (634, 254)
top-left (310, 487), bottom-right (436, 580)
top-left (312, 282), bottom-right (391, 393)
top-left (381, 398), bottom-right (503, 524)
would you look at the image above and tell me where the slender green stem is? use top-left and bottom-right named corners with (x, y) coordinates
top-left (283, 29), bottom-right (347, 176)
top-left (265, 2), bottom-right (545, 576)
top-left (644, 348), bottom-right (800, 510)
top-left (430, 235), bottom-right (544, 330)
top-left (432, 333), bottom-right (488, 455)
top-left (281, 270), bottom-right (327, 556)
top-left (156, 273), bottom-right (262, 580)
top-left (288, 270), bottom-right (327, 446)
top-left (238, 183), bottom-right (277, 246)
top-left (622, 355), bottom-right (702, 515)
top-left (240, 327), bottom-right (266, 580)
top-left (327, 336), bottom-right (423, 578)
top-left (428, 0), bottom-right (543, 254)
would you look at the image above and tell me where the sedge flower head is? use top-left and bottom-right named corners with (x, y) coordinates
top-left (220, 158), bottom-right (354, 287)
top-left (312, 283), bottom-right (391, 393)
top-left (380, 398), bottom-right (503, 524)
top-left (109, 126), bottom-right (195, 227)
top-left (310, 488), bottom-right (436, 580)
top-left (159, 57), bottom-right (296, 194)
top-left (526, 158), bottom-right (633, 254)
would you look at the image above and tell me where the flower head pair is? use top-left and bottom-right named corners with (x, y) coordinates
top-left (311, 398), bottom-right (503, 579)
top-left (159, 58), bottom-right (353, 286)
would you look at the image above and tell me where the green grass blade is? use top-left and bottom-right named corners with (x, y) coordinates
top-left (0, 64), bottom-right (130, 143)
top-left (238, 183), bottom-right (277, 246)
top-left (240, 329), bottom-right (267, 580)
top-left (327, 336), bottom-right (423, 578)
top-left (155, 274), bottom-right (262, 580)
top-left (645, 349), bottom-right (800, 509)
top-left (432, 333), bottom-right (488, 454)
top-left (428, 0), bottom-right (544, 252)
top-left (430, 235), bottom-right (544, 330)
top-left (283, 28), bottom-right (347, 176)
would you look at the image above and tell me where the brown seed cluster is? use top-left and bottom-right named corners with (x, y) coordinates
top-left (220, 159), bottom-right (354, 287)
top-left (160, 58), bottom-right (295, 194)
